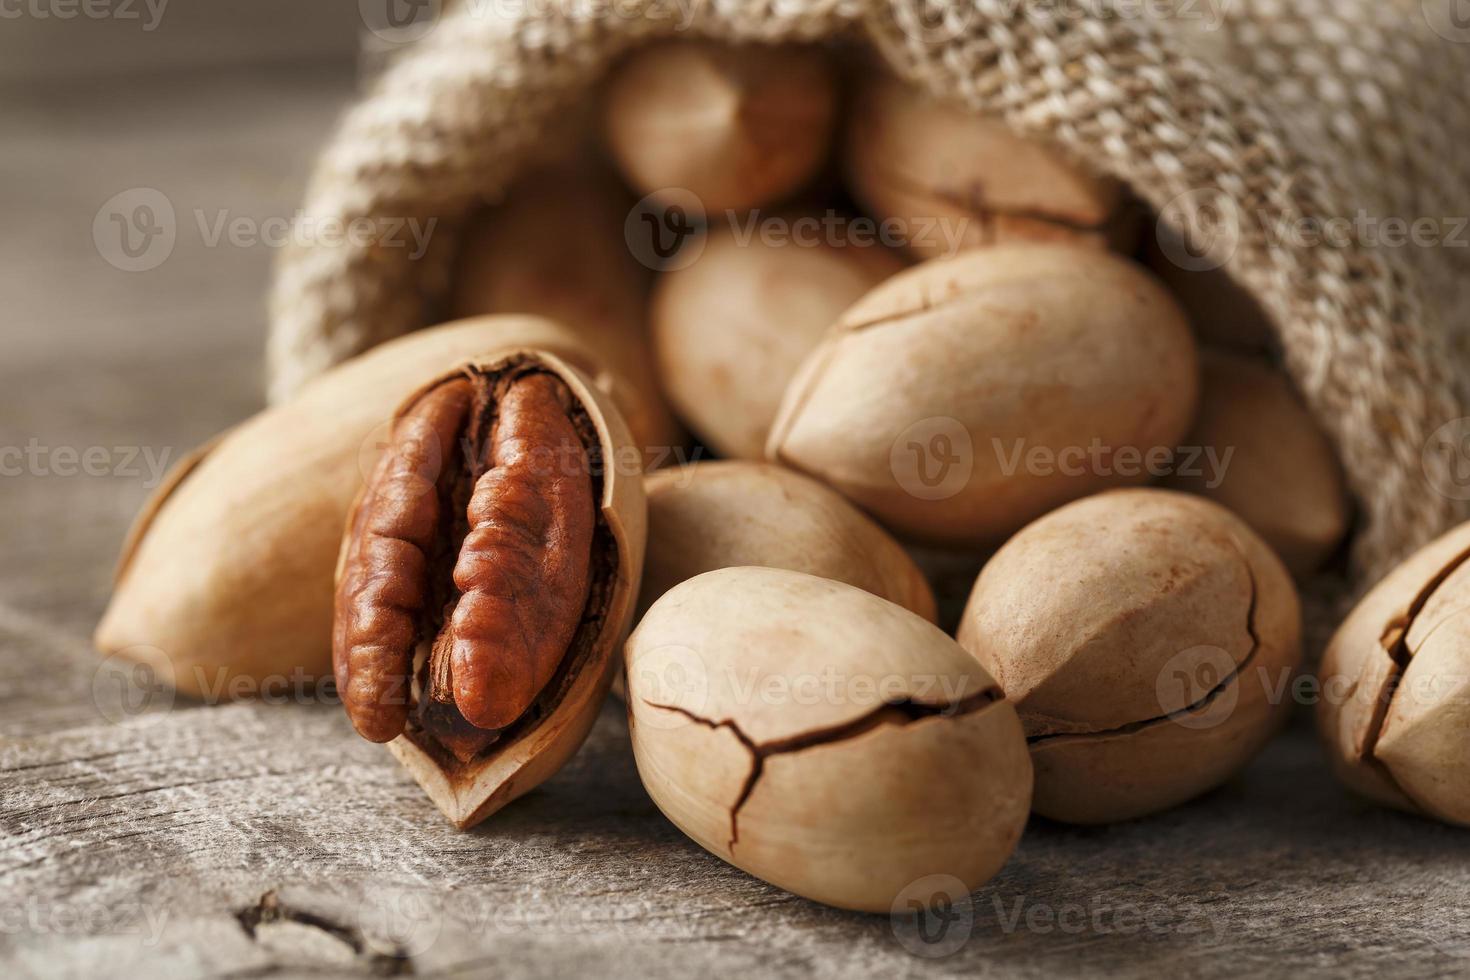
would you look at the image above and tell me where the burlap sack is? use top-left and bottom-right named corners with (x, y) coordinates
top-left (266, 0), bottom-right (1470, 585)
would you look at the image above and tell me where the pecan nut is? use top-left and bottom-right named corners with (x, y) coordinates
top-left (94, 316), bottom-right (609, 701)
top-left (1318, 521), bottom-right (1470, 827)
top-left (333, 351), bottom-right (646, 827)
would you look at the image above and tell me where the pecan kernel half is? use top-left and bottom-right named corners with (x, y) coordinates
top-left (333, 369), bottom-right (596, 756)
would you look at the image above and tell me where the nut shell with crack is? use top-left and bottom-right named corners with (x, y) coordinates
top-left (957, 488), bottom-right (1302, 824)
top-left (626, 566), bottom-right (1032, 914)
top-left (650, 217), bottom-right (904, 460)
top-left (1317, 521), bottom-right (1470, 827)
top-left (333, 350), bottom-right (647, 830)
top-left (844, 74), bottom-right (1134, 259)
top-left (766, 242), bottom-right (1198, 548)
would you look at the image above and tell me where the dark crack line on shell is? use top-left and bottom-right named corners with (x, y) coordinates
top-left (1376, 543), bottom-right (1470, 669)
top-left (1026, 536), bottom-right (1263, 747)
top-left (1360, 542), bottom-right (1470, 808)
top-left (642, 687), bottom-right (1002, 853)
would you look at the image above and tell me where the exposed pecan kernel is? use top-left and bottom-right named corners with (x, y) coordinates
top-left (333, 370), bottom-right (595, 756)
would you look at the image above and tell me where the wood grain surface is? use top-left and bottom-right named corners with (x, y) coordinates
top-left (2, 57), bottom-right (1469, 980)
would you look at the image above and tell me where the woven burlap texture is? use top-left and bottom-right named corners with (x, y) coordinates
top-left (266, 0), bottom-right (1470, 583)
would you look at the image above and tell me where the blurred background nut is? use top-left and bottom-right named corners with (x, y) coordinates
top-left (845, 75), bottom-right (1133, 260)
top-left (639, 461), bottom-right (935, 622)
top-left (650, 220), bottom-right (904, 459)
top-left (768, 242), bottom-right (1199, 548)
top-left (451, 162), bottom-right (684, 467)
top-left (1161, 351), bottom-right (1350, 577)
top-left (958, 489), bottom-right (1302, 824)
top-left (94, 316), bottom-right (599, 699)
top-left (627, 567), bottom-right (1032, 913)
top-left (1317, 522), bottom-right (1470, 827)
top-left (602, 41), bottom-right (838, 214)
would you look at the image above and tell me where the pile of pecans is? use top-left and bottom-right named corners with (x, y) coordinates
top-left (97, 40), bottom-right (1466, 916)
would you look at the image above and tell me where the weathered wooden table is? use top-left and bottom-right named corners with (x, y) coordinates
top-left (4, 63), bottom-right (1469, 980)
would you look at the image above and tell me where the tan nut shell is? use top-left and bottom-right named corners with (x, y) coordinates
top-left (640, 461), bottom-right (935, 622)
top-left (958, 489), bottom-right (1302, 824)
top-left (845, 76), bottom-right (1129, 259)
top-left (376, 351), bottom-right (647, 829)
top-left (95, 316), bottom-right (607, 698)
top-left (602, 42), bottom-right (837, 214)
top-left (451, 163), bottom-right (683, 463)
top-left (1161, 352), bottom-right (1349, 576)
top-left (767, 243), bottom-right (1199, 547)
top-left (651, 220), bottom-right (904, 459)
top-left (1317, 521), bottom-right (1470, 826)
top-left (627, 567), bottom-right (1032, 913)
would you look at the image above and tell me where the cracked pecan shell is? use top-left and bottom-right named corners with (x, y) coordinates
top-left (1317, 522), bottom-right (1470, 827)
top-left (334, 351), bottom-right (646, 829)
top-left (845, 75), bottom-right (1132, 260)
top-left (94, 316), bottom-right (607, 700)
top-left (765, 242), bottom-right (1198, 548)
top-left (958, 488), bottom-right (1302, 824)
top-left (626, 566), bottom-right (1032, 914)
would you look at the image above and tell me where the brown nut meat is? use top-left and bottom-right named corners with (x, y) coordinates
top-left (334, 351), bottom-right (646, 828)
top-left (1317, 522), bottom-right (1470, 827)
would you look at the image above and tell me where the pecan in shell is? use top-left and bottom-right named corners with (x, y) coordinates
top-left (334, 364), bottom-right (599, 763)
